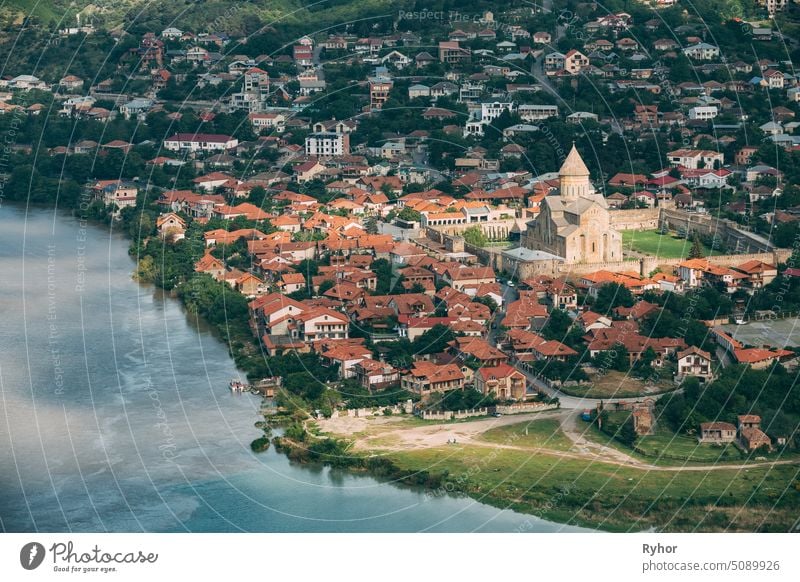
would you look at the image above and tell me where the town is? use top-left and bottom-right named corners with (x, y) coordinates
top-left (1, 0), bottom-right (800, 531)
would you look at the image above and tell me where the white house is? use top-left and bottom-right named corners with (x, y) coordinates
top-left (683, 43), bottom-right (719, 60)
top-left (305, 132), bottom-right (349, 157)
top-left (163, 133), bottom-right (238, 153)
top-left (248, 112), bottom-right (286, 132)
top-left (408, 84), bottom-right (431, 99)
top-left (688, 106), bottom-right (718, 121)
top-left (518, 104), bottom-right (558, 121)
top-left (667, 148), bottom-right (724, 169)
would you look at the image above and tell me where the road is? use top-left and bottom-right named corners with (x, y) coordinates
top-left (529, 0), bottom-right (563, 97)
top-left (488, 283), bottom-right (669, 409)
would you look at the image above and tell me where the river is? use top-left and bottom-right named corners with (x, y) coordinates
top-left (0, 204), bottom-right (584, 532)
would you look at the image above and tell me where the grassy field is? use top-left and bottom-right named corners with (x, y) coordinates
top-left (480, 418), bottom-right (574, 451)
top-left (558, 370), bottom-right (676, 399)
top-left (622, 229), bottom-right (713, 259)
top-left (592, 418), bottom-right (745, 465)
top-left (383, 444), bottom-right (800, 531)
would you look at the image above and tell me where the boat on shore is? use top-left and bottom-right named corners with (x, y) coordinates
top-left (229, 377), bottom-right (282, 396)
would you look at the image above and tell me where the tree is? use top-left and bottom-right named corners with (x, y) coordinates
top-left (412, 324), bottom-right (456, 355)
top-left (372, 258), bottom-right (396, 294)
top-left (296, 259), bottom-right (319, 279)
top-left (363, 215), bottom-right (379, 234)
top-left (397, 207), bottom-right (421, 222)
top-left (618, 416), bottom-right (638, 446)
top-left (473, 295), bottom-right (498, 313)
top-left (688, 234), bottom-right (704, 259)
top-left (317, 280), bottom-right (335, 296)
top-left (462, 225), bottom-right (488, 247)
top-left (542, 308), bottom-right (572, 340)
top-left (594, 343), bottom-right (629, 372)
top-left (593, 283), bottom-right (635, 313)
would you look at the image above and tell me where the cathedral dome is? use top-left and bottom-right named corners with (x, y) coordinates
top-left (559, 144), bottom-right (590, 177)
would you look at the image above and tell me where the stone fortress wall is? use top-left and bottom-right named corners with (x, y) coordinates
top-left (422, 207), bottom-right (792, 281)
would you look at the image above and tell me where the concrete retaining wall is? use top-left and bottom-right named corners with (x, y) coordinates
top-left (494, 402), bottom-right (559, 414)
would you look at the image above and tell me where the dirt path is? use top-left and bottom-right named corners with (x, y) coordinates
top-left (315, 412), bottom-right (800, 473)
top-left (318, 411), bottom-right (565, 451)
top-left (559, 409), bottom-right (642, 465)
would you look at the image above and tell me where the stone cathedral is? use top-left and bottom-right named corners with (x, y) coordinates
top-left (523, 144), bottom-right (622, 264)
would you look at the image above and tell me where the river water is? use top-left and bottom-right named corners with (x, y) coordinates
top-left (0, 205), bottom-right (583, 532)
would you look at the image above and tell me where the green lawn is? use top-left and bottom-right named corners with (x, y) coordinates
top-left (480, 419), bottom-right (573, 451)
top-left (384, 444), bottom-right (800, 531)
top-left (635, 431), bottom-right (743, 463)
top-left (593, 420), bottom-right (744, 465)
top-left (559, 370), bottom-right (676, 399)
top-left (622, 230), bottom-right (713, 259)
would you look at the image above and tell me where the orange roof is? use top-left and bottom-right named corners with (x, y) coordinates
top-left (734, 348), bottom-right (794, 364)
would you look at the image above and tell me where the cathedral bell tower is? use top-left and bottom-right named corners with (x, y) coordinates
top-left (559, 143), bottom-right (591, 201)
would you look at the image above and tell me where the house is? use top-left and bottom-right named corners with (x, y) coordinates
top-left (321, 344), bottom-right (373, 378)
top-left (735, 146), bottom-right (759, 166)
top-left (294, 160), bottom-right (325, 183)
top-left (475, 364), bottom-right (527, 400)
top-left (683, 43), bottom-right (719, 60)
top-left (733, 261), bottom-right (777, 291)
top-left (632, 403), bottom-right (655, 436)
top-left (119, 98), bottom-right (153, 120)
top-left (195, 252), bottom-right (226, 278)
top-left (666, 148), bottom-right (724, 169)
top-left (502, 296), bottom-right (549, 331)
top-left (388, 293), bottom-right (435, 317)
top-left (688, 106), bottom-right (718, 121)
top-left (164, 133), bottom-right (238, 153)
top-left (733, 347), bottom-right (794, 369)
top-left (305, 132), bottom-right (350, 157)
top-left (563, 50), bottom-right (589, 74)
top-left (698, 422), bottom-right (736, 444)
top-left (676, 346), bottom-right (713, 383)
top-left (737, 415), bottom-right (772, 451)
top-left (279, 272), bottom-right (306, 294)
top-left (586, 326), bottom-right (686, 366)
top-left (352, 358), bottom-right (400, 391)
top-left (608, 173), bottom-right (648, 188)
top-left (249, 112), bottom-right (286, 132)
top-left (448, 336), bottom-right (508, 367)
top-left (438, 41), bottom-right (470, 64)
top-left (234, 272), bottom-right (266, 297)
top-left (518, 104), bottom-right (558, 121)
top-left (58, 75), bottom-right (83, 91)
top-left (676, 258), bottom-right (709, 288)
top-left (680, 168), bottom-right (731, 189)
top-left (193, 172), bottom-right (234, 192)
top-left (250, 293), bottom-right (308, 337)
top-left (401, 361), bottom-right (465, 395)
top-left (291, 308), bottom-right (349, 342)
top-left (442, 266), bottom-right (496, 291)
top-left (156, 213), bottom-right (187, 240)
top-left (761, 69), bottom-right (784, 90)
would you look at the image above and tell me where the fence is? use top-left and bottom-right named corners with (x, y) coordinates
top-left (494, 402), bottom-right (559, 414)
top-left (420, 408), bottom-right (489, 421)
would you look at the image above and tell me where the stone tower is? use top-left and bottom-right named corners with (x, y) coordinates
top-left (559, 143), bottom-right (591, 201)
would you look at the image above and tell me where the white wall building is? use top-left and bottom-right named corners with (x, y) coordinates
top-left (305, 132), bottom-right (350, 157)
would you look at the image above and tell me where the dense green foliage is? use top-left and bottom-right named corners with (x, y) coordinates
top-left (658, 366), bottom-right (800, 449)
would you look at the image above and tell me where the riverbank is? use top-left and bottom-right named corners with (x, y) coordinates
top-left (278, 412), bottom-right (800, 532)
top-left (2, 204), bottom-right (571, 533)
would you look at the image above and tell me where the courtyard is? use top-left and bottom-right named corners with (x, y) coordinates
top-left (622, 229), bottom-right (713, 259)
top-left (719, 318), bottom-right (800, 350)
